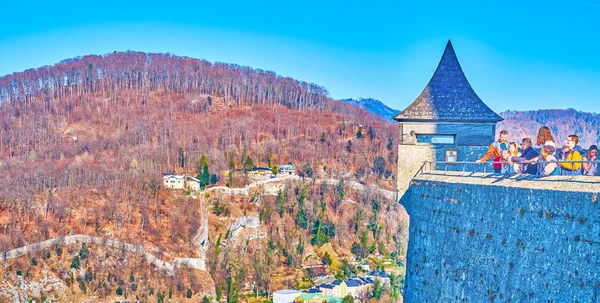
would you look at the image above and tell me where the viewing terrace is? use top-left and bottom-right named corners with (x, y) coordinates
top-left (414, 160), bottom-right (600, 192)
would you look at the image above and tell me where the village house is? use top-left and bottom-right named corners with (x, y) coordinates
top-left (357, 276), bottom-right (375, 292)
top-left (317, 284), bottom-right (335, 297)
top-left (163, 174), bottom-right (185, 189)
top-left (297, 292), bottom-right (325, 303)
top-left (357, 262), bottom-right (370, 272)
top-left (367, 270), bottom-right (391, 285)
top-left (313, 273), bottom-right (333, 285)
top-left (330, 280), bottom-right (342, 298)
top-left (343, 279), bottom-right (363, 299)
top-left (273, 289), bottom-right (302, 303)
top-left (186, 176), bottom-right (201, 191)
top-left (277, 164), bottom-right (296, 176)
top-left (248, 167), bottom-right (274, 179)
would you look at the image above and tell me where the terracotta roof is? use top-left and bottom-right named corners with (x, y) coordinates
top-left (393, 40), bottom-right (503, 123)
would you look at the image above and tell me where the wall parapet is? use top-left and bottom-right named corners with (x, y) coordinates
top-left (414, 171), bottom-right (600, 192)
top-left (401, 173), bottom-right (600, 302)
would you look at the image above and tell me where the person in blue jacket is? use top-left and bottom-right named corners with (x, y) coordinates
top-left (510, 138), bottom-right (539, 175)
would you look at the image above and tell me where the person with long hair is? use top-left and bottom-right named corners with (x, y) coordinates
top-left (538, 145), bottom-right (558, 176)
top-left (536, 126), bottom-right (556, 148)
top-left (508, 142), bottom-right (521, 173)
top-left (583, 145), bottom-right (598, 176)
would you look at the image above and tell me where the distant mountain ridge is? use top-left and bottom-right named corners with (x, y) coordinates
top-left (344, 98), bottom-right (599, 147)
top-left (498, 109), bottom-right (600, 148)
top-left (341, 98), bottom-right (399, 121)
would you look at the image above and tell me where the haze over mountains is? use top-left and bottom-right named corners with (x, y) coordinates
top-left (342, 98), bottom-right (600, 147)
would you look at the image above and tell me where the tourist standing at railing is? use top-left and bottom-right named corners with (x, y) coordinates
top-left (537, 145), bottom-right (558, 176)
top-left (583, 145), bottom-right (598, 176)
top-left (501, 150), bottom-right (512, 174)
top-left (535, 126), bottom-right (556, 148)
top-left (508, 142), bottom-right (521, 173)
top-left (476, 130), bottom-right (509, 173)
top-left (510, 138), bottom-right (539, 175)
top-left (558, 135), bottom-right (585, 159)
top-left (558, 141), bottom-right (583, 175)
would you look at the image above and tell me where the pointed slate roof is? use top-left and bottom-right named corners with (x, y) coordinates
top-left (393, 40), bottom-right (503, 123)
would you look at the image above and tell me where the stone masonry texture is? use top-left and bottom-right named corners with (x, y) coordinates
top-left (401, 172), bottom-right (600, 302)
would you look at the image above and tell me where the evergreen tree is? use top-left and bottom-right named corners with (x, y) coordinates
top-left (216, 284), bottom-right (222, 301)
top-left (70, 256), bottom-right (80, 269)
top-left (368, 126), bottom-right (375, 140)
top-left (199, 155), bottom-right (210, 187)
top-left (226, 276), bottom-right (238, 303)
top-left (244, 155), bottom-right (254, 172)
top-left (337, 179), bottom-right (346, 200)
top-left (178, 147), bottom-right (185, 168)
top-left (296, 189), bottom-right (308, 228)
top-left (210, 173), bottom-right (218, 184)
top-left (226, 171), bottom-right (233, 187)
top-left (228, 152), bottom-right (236, 169)
top-left (296, 208), bottom-right (308, 229)
top-left (351, 242), bottom-right (363, 257)
top-left (301, 163), bottom-right (313, 178)
top-left (387, 136), bottom-right (394, 150)
top-left (240, 148), bottom-right (248, 169)
top-left (356, 129), bottom-right (364, 139)
top-left (297, 235), bottom-right (305, 255)
top-left (322, 252), bottom-right (332, 266)
top-left (79, 243), bottom-right (89, 259)
top-left (372, 280), bottom-right (383, 299)
top-left (269, 153), bottom-right (275, 168)
top-left (276, 190), bottom-right (285, 217)
top-left (201, 164), bottom-right (210, 186)
top-left (200, 154), bottom-right (208, 169)
top-left (374, 156), bottom-right (386, 178)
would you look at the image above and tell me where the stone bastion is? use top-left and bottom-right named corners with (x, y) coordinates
top-left (400, 172), bottom-right (600, 302)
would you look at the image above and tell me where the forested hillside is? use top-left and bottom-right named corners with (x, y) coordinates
top-left (0, 52), bottom-right (404, 302)
top-left (498, 109), bottom-right (600, 147)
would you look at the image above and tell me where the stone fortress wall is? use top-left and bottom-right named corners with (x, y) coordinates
top-left (401, 172), bottom-right (600, 302)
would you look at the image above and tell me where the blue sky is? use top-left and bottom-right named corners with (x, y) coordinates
top-left (1, 0), bottom-right (599, 113)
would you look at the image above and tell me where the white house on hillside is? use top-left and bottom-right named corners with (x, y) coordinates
top-left (163, 174), bottom-right (185, 189)
top-left (186, 176), bottom-right (201, 191)
top-left (273, 289), bottom-right (301, 303)
top-left (277, 164), bottom-right (296, 176)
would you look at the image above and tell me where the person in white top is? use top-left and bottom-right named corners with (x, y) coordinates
top-left (538, 145), bottom-right (558, 176)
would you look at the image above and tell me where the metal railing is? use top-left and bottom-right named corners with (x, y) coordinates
top-left (418, 160), bottom-right (600, 178)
